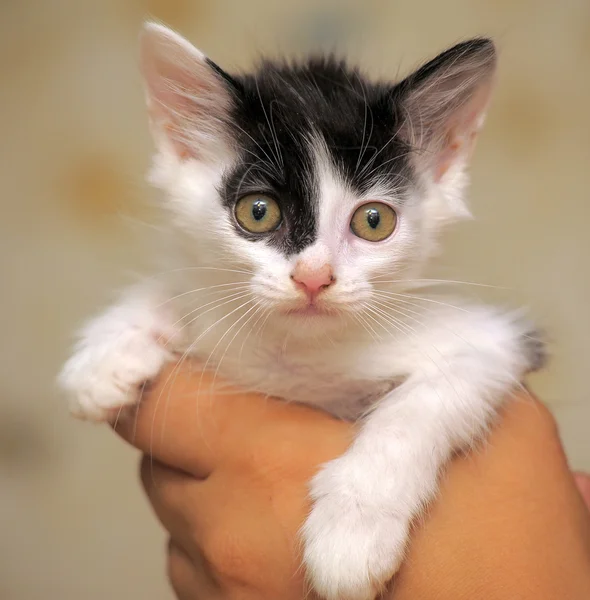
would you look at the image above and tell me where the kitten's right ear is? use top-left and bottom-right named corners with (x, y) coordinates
top-left (139, 22), bottom-right (237, 162)
top-left (394, 38), bottom-right (497, 182)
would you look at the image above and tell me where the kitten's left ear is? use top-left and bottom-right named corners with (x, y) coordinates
top-left (394, 38), bottom-right (497, 181)
top-left (139, 22), bottom-right (238, 162)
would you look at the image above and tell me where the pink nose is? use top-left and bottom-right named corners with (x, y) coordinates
top-left (291, 262), bottom-right (335, 298)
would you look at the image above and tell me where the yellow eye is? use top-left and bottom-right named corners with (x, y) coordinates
top-left (235, 194), bottom-right (282, 234)
top-left (350, 202), bottom-right (397, 242)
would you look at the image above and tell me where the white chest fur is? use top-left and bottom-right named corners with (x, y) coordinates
top-left (175, 306), bottom-right (399, 420)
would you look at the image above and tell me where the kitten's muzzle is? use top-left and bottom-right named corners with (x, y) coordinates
top-left (290, 262), bottom-right (335, 301)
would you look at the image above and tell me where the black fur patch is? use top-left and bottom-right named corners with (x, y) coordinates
top-left (521, 327), bottom-right (549, 373)
top-left (218, 56), bottom-right (414, 256)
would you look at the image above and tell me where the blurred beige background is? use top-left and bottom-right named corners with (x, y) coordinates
top-left (0, 0), bottom-right (588, 598)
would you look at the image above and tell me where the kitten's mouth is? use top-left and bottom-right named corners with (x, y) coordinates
top-left (283, 303), bottom-right (336, 317)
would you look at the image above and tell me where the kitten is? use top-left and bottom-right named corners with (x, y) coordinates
top-left (59, 23), bottom-right (545, 600)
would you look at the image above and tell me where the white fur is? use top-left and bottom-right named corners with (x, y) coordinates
top-left (58, 286), bottom-right (180, 421)
top-left (59, 25), bottom-right (536, 600)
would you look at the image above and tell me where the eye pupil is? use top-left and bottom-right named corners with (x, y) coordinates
top-left (366, 208), bottom-right (380, 229)
top-left (252, 200), bottom-right (267, 221)
top-left (350, 202), bottom-right (396, 242)
top-left (235, 194), bottom-right (281, 234)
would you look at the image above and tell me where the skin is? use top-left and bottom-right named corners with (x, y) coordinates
top-left (113, 363), bottom-right (590, 600)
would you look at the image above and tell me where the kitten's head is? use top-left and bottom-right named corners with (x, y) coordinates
top-left (140, 23), bottom-right (496, 335)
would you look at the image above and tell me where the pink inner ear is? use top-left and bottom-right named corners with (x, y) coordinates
top-left (144, 56), bottom-right (203, 158)
top-left (433, 82), bottom-right (494, 181)
top-left (434, 139), bottom-right (461, 181)
top-left (141, 28), bottom-right (232, 162)
top-left (149, 79), bottom-right (194, 158)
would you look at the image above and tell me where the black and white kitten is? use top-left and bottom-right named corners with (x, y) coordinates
top-left (59, 23), bottom-right (544, 600)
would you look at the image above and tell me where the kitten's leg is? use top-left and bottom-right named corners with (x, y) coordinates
top-left (302, 307), bottom-right (544, 600)
top-left (58, 286), bottom-right (181, 422)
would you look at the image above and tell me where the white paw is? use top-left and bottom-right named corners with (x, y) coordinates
top-left (58, 326), bottom-right (172, 422)
top-left (302, 456), bottom-right (410, 600)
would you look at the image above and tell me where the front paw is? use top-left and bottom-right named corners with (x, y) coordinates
top-left (302, 457), bottom-right (410, 600)
top-left (58, 328), bottom-right (172, 422)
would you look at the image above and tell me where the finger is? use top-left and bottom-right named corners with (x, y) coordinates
top-left (167, 539), bottom-right (220, 600)
top-left (113, 361), bottom-right (350, 477)
top-left (140, 456), bottom-right (211, 555)
top-left (142, 455), bottom-right (312, 596)
top-left (574, 472), bottom-right (590, 511)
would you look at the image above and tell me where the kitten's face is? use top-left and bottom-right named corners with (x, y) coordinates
top-left (217, 142), bottom-right (423, 333)
top-left (140, 24), bottom-right (495, 335)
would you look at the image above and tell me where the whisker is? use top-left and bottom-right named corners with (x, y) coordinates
top-left (198, 301), bottom-right (262, 422)
top-left (372, 290), bottom-right (471, 313)
top-left (254, 75), bottom-right (283, 170)
top-left (153, 296), bottom-right (255, 458)
top-left (370, 276), bottom-right (505, 289)
top-left (354, 73), bottom-right (374, 177)
top-left (355, 114), bottom-right (408, 180)
top-left (237, 304), bottom-right (270, 377)
top-left (362, 304), bottom-right (415, 339)
top-left (361, 303), bottom-right (467, 416)
top-left (157, 282), bottom-right (252, 307)
top-left (190, 298), bottom-right (258, 443)
top-left (353, 311), bottom-right (382, 342)
top-left (369, 294), bottom-right (428, 321)
top-left (231, 122), bottom-right (282, 179)
top-left (368, 297), bottom-right (480, 375)
top-left (255, 305), bottom-right (274, 350)
top-left (144, 266), bottom-right (255, 282)
top-left (360, 151), bottom-right (415, 183)
top-left (211, 303), bottom-right (264, 383)
top-left (165, 290), bottom-right (254, 343)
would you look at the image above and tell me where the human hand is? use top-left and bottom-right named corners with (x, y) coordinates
top-left (113, 363), bottom-right (590, 600)
top-left (114, 363), bottom-right (351, 599)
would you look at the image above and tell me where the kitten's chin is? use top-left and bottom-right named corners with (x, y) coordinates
top-left (268, 303), bottom-right (352, 337)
